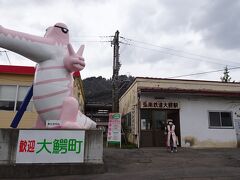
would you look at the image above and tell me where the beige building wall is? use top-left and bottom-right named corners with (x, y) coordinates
top-left (0, 73), bottom-right (37, 128)
top-left (119, 80), bottom-right (139, 144)
top-left (73, 76), bottom-right (85, 113)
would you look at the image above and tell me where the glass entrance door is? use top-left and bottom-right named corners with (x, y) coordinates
top-left (140, 109), bottom-right (153, 147)
top-left (140, 109), bottom-right (167, 147)
top-left (152, 110), bottom-right (167, 147)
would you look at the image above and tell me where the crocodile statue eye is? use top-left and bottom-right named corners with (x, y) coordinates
top-left (54, 25), bottom-right (69, 34)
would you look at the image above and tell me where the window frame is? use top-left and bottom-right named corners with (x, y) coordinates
top-left (0, 84), bottom-right (33, 112)
top-left (208, 111), bottom-right (234, 129)
top-left (122, 112), bottom-right (132, 132)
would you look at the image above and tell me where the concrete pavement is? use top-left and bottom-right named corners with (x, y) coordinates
top-left (4, 147), bottom-right (240, 180)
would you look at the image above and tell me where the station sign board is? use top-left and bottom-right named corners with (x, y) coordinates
top-left (141, 100), bottom-right (180, 109)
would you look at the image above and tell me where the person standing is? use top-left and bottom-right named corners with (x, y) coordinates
top-left (166, 119), bottom-right (177, 152)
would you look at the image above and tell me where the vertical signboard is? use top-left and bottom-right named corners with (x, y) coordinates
top-left (16, 130), bottom-right (85, 163)
top-left (107, 113), bottom-right (121, 147)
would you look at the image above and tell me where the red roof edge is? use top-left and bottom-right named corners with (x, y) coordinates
top-left (0, 65), bottom-right (35, 75)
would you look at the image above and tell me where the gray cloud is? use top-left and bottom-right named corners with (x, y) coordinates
top-left (192, 0), bottom-right (240, 50)
top-left (1, 0), bottom-right (240, 81)
top-left (125, 0), bottom-right (201, 37)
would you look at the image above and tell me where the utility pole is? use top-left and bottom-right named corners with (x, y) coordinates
top-left (112, 30), bottom-right (121, 112)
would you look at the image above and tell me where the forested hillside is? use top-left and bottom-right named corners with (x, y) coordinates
top-left (83, 75), bottom-right (134, 103)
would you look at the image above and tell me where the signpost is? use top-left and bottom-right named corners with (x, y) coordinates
top-left (107, 113), bottom-right (121, 148)
top-left (16, 130), bottom-right (85, 163)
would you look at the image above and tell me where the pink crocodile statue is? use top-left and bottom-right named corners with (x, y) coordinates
top-left (0, 23), bottom-right (96, 129)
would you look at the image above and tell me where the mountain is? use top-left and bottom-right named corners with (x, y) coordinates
top-left (83, 75), bottom-right (134, 104)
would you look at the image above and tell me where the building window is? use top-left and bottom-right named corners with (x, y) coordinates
top-left (140, 109), bottom-right (151, 130)
top-left (209, 111), bottom-right (233, 128)
top-left (0, 85), bottom-right (16, 111)
top-left (122, 112), bottom-right (132, 132)
top-left (0, 85), bottom-right (33, 112)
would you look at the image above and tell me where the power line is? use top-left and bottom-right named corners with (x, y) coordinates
top-left (71, 35), bottom-right (113, 45)
top-left (167, 66), bottom-right (240, 79)
top-left (120, 36), bottom-right (240, 66)
top-left (45, 34), bottom-right (240, 67)
top-left (64, 35), bottom-right (240, 68)
top-left (124, 43), bottom-right (232, 67)
top-left (71, 35), bottom-right (113, 41)
top-left (71, 36), bottom-right (237, 67)
top-left (73, 35), bottom-right (113, 38)
top-left (72, 40), bottom-right (111, 43)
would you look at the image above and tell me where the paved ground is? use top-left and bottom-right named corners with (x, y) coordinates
top-left (6, 147), bottom-right (240, 180)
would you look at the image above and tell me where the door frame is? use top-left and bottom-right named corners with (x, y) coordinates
top-left (140, 109), bottom-right (181, 147)
top-left (234, 119), bottom-right (240, 147)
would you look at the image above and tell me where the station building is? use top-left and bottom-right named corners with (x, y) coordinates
top-left (119, 77), bottom-right (240, 148)
top-left (0, 65), bottom-right (85, 128)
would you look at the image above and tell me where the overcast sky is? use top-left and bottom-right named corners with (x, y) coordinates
top-left (1, 0), bottom-right (240, 81)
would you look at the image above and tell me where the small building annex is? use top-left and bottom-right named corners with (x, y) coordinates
top-left (119, 77), bottom-right (240, 148)
top-left (0, 65), bottom-right (85, 128)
